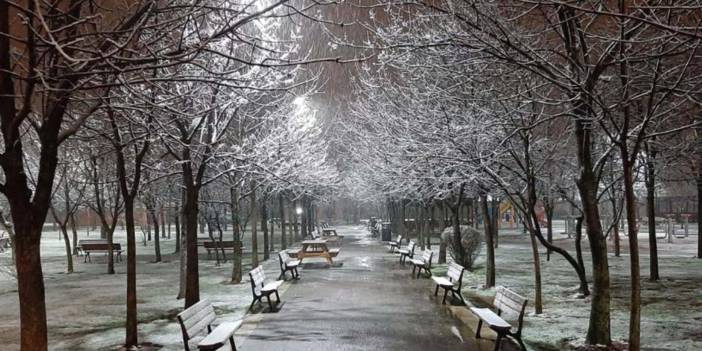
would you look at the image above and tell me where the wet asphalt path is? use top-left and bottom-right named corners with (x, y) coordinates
top-left (237, 226), bottom-right (478, 351)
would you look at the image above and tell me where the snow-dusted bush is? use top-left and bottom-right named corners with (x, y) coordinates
top-left (441, 225), bottom-right (483, 270)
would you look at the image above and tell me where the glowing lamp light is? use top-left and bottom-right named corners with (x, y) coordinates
top-left (296, 207), bottom-right (303, 215)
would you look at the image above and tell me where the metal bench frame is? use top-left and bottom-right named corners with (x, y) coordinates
top-left (388, 235), bottom-right (403, 253)
top-left (397, 240), bottom-right (416, 265)
top-left (432, 261), bottom-right (465, 304)
top-left (410, 249), bottom-right (433, 278)
top-left (177, 298), bottom-right (241, 351)
top-left (473, 286), bottom-right (528, 351)
top-left (278, 250), bottom-right (300, 280)
top-left (248, 266), bottom-right (282, 312)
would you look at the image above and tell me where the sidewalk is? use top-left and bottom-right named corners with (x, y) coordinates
top-left (236, 226), bottom-right (487, 351)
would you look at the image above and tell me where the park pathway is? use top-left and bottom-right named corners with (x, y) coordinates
top-left (237, 226), bottom-right (484, 351)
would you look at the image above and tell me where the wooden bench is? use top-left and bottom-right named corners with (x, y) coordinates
top-left (431, 261), bottom-right (465, 304)
top-left (409, 249), bottom-right (433, 278)
top-left (397, 240), bottom-right (416, 265)
top-left (177, 298), bottom-right (242, 351)
top-left (248, 266), bottom-right (283, 312)
top-left (80, 242), bottom-right (122, 263)
top-left (278, 250), bottom-right (301, 280)
top-left (471, 286), bottom-right (528, 351)
top-left (388, 235), bottom-right (403, 253)
top-left (203, 240), bottom-right (241, 260)
top-left (76, 239), bottom-right (108, 256)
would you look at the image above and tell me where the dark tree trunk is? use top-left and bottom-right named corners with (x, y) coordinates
top-left (123, 201), bottom-right (138, 347)
top-left (622, 154), bottom-right (641, 351)
top-left (183, 185), bottom-right (200, 308)
top-left (230, 186), bottom-right (243, 283)
top-left (698, 174), bottom-right (702, 259)
top-left (250, 183), bottom-right (259, 268)
top-left (301, 197), bottom-right (308, 239)
top-left (14, 224), bottom-right (48, 351)
top-left (262, 201), bottom-right (269, 260)
top-left (280, 194), bottom-right (287, 250)
top-left (174, 205), bottom-right (181, 253)
top-left (292, 200), bottom-right (299, 242)
top-left (150, 208), bottom-right (162, 263)
top-left (645, 145), bottom-right (659, 280)
top-left (437, 201), bottom-right (447, 264)
top-left (479, 193), bottom-right (496, 288)
top-left (70, 214), bottom-right (79, 256)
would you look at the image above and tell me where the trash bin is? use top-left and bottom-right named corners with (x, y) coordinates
top-left (381, 222), bottom-right (392, 241)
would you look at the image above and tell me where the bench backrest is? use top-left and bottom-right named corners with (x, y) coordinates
top-left (447, 261), bottom-right (465, 290)
top-left (249, 266), bottom-right (266, 295)
top-left (177, 299), bottom-right (216, 350)
top-left (407, 241), bottom-right (416, 255)
top-left (203, 240), bottom-right (236, 248)
top-left (494, 286), bottom-right (528, 334)
top-left (278, 250), bottom-right (291, 269)
top-left (421, 250), bottom-right (433, 266)
top-left (396, 235), bottom-right (403, 244)
top-left (81, 243), bottom-right (121, 251)
top-left (78, 239), bottom-right (108, 246)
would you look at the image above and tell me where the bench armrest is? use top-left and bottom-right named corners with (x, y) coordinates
top-left (197, 321), bottom-right (242, 350)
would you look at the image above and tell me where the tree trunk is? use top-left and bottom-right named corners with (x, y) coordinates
top-left (250, 183), bottom-right (259, 268)
top-left (70, 214), bottom-right (79, 256)
top-left (14, 224), bottom-right (48, 351)
top-left (183, 185), bottom-right (200, 308)
top-left (479, 194), bottom-right (496, 288)
top-left (300, 198), bottom-right (308, 239)
top-left (107, 226), bottom-right (115, 275)
top-left (645, 146), bottom-right (659, 280)
top-left (174, 205), bottom-right (181, 253)
top-left (231, 186), bottom-right (243, 283)
top-left (60, 225), bottom-right (74, 273)
top-left (262, 201), bottom-right (269, 261)
top-left (123, 200), bottom-right (138, 347)
top-left (622, 156), bottom-right (641, 351)
top-left (698, 174), bottom-right (702, 259)
top-left (280, 194), bottom-right (287, 250)
top-left (150, 208), bottom-right (162, 263)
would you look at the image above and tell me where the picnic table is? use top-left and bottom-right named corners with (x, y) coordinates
top-left (297, 239), bottom-right (340, 265)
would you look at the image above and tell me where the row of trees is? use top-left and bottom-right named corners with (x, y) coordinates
top-left (1, 1), bottom-right (342, 350)
top-left (336, 2), bottom-right (701, 350)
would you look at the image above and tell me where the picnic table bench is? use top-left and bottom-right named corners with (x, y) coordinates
top-left (471, 286), bottom-right (528, 351)
top-left (397, 240), bottom-right (416, 265)
top-left (79, 240), bottom-right (122, 263)
top-left (249, 266), bottom-right (283, 312)
top-left (296, 239), bottom-right (340, 265)
top-left (177, 298), bottom-right (242, 351)
top-left (409, 249), bottom-right (433, 278)
top-left (278, 250), bottom-right (301, 280)
top-left (431, 261), bottom-right (465, 304)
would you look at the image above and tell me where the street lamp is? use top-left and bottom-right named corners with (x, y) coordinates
top-left (296, 207), bottom-right (303, 216)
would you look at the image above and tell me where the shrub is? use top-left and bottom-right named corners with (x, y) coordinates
top-left (441, 225), bottom-right (483, 270)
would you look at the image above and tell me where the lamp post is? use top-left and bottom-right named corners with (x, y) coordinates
top-left (296, 207), bottom-right (302, 239)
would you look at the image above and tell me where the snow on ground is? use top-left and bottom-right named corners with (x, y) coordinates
top-left (0, 222), bottom-right (700, 350)
top-left (429, 222), bottom-right (702, 351)
top-left (0, 226), bottom-right (294, 350)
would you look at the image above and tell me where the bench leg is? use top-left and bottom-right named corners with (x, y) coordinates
top-left (411, 265), bottom-right (416, 276)
top-left (434, 284), bottom-right (440, 296)
top-left (266, 295), bottom-right (274, 311)
top-left (442, 288), bottom-right (449, 304)
top-left (494, 334), bottom-right (503, 351)
top-left (229, 336), bottom-right (237, 351)
top-left (294, 267), bottom-right (300, 279)
top-left (475, 320), bottom-right (483, 338)
top-left (511, 334), bottom-right (527, 351)
top-left (416, 267), bottom-right (423, 279)
top-left (249, 297), bottom-right (259, 312)
top-left (275, 290), bottom-right (281, 304)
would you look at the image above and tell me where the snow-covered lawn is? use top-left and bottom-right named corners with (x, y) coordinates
top-left (433, 225), bottom-right (702, 350)
top-left (0, 227), bottom-right (293, 350)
